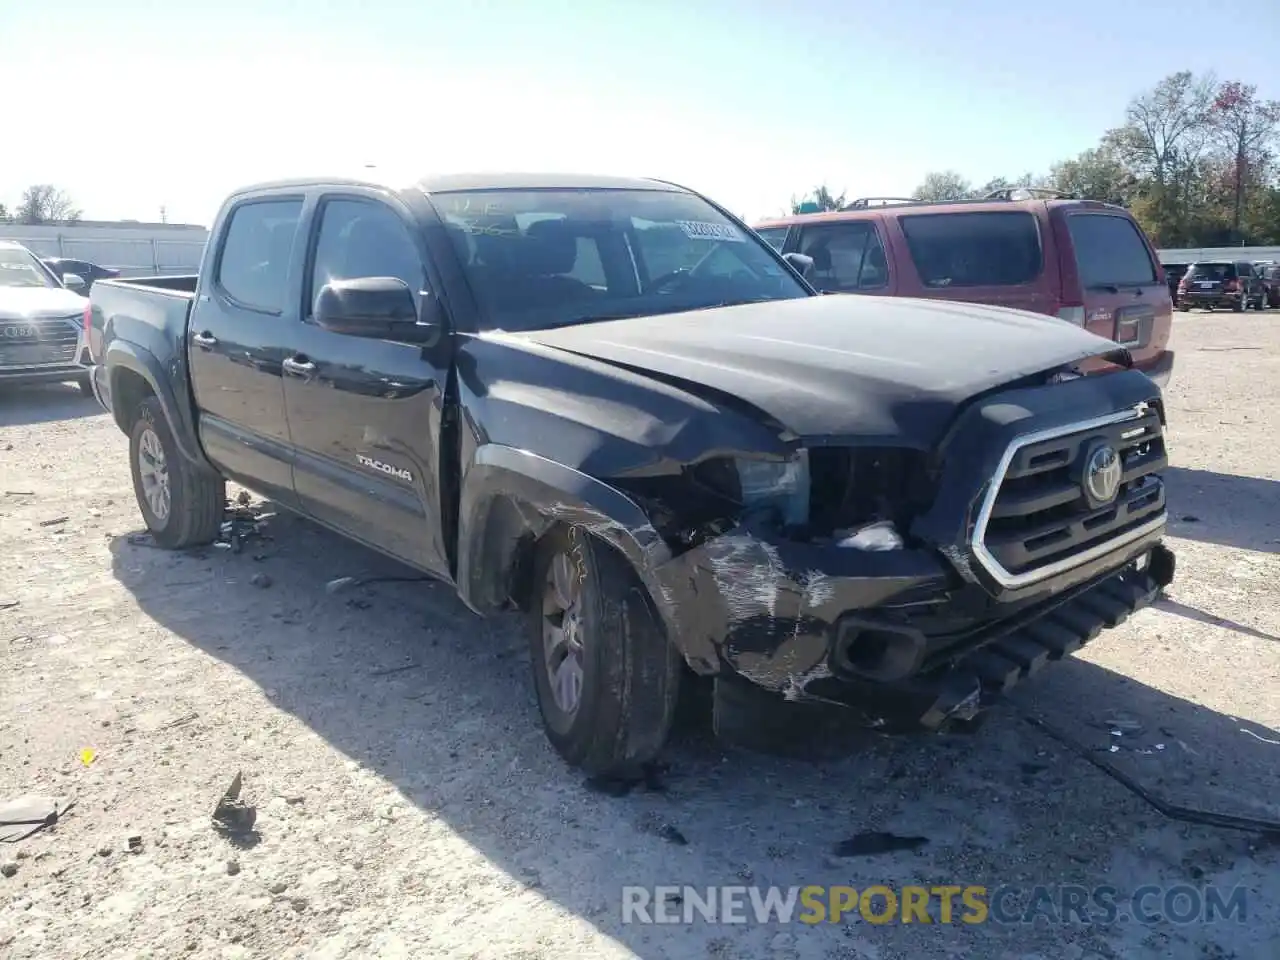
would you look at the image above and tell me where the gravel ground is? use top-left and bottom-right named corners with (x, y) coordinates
top-left (1, 311), bottom-right (1278, 960)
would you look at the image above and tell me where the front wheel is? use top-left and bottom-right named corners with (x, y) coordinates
top-left (129, 398), bottom-right (225, 548)
top-left (528, 527), bottom-right (681, 776)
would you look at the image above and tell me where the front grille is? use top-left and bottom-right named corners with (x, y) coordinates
top-left (973, 405), bottom-right (1167, 587)
top-left (0, 318), bottom-right (81, 367)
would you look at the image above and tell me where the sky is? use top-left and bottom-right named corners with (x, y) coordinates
top-left (3, 0), bottom-right (1277, 227)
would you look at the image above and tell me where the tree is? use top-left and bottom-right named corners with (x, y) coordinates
top-left (0, 202), bottom-right (8, 221)
top-left (913, 170), bottom-right (972, 201)
top-left (789, 185), bottom-right (846, 213)
top-left (1207, 81), bottom-right (1280, 240)
top-left (976, 172), bottom-right (1042, 197)
top-left (16, 185), bottom-right (82, 224)
top-left (1044, 145), bottom-right (1135, 205)
top-left (1106, 71), bottom-right (1218, 242)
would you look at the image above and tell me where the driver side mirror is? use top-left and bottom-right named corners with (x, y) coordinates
top-left (313, 277), bottom-right (440, 344)
top-left (782, 252), bottom-right (814, 279)
top-left (62, 272), bottom-right (87, 293)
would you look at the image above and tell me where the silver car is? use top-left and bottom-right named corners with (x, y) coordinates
top-left (0, 240), bottom-right (93, 394)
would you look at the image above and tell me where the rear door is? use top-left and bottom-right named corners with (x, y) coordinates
top-left (281, 191), bottom-right (454, 578)
top-left (892, 210), bottom-right (1052, 313)
top-left (1060, 211), bottom-right (1171, 374)
top-left (188, 194), bottom-right (304, 507)
top-left (790, 219), bottom-right (893, 295)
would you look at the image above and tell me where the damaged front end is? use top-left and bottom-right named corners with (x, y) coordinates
top-left (614, 370), bottom-right (1176, 735)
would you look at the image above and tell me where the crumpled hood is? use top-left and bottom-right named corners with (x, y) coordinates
top-left (518, 295), bottom-right (1122, 447)
top-left (0, 286), bottom-right (88, 321)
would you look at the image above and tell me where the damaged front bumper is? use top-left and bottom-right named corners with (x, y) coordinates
top-left (652, 516), bottom-right (1175, 732)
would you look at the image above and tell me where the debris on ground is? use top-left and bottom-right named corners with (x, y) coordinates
top-left (212, 771), bottom-right (257, 840)
top-left (226, 859), bottom-right (241, 875)
top-left (249, 573), bottom-right (273, 589)
top-left (656, 823), bottom-right (688, 846)
top-left (832, 832), bottom-right (929, 857)
top-left (38, 516), bottom-right (70, 527)
top-left (127, 836), bottom-right (143, 853)
top-left (80, 748), bottom-right (97, 766)
top-left (0, 795), bottom-right (74, 842)
top-left (0, 599), bottom-right (18, 610)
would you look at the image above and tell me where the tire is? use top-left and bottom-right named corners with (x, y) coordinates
top-left (1176, 304), bottom-right (1190, 312)
top-left (528, 526), bottom-right (681, 776)
top-left (77, 375), bottom-right (94, 398)
top-left (128, 397), bottom-right (225, 549)
top-left (1231, 299), bottom-right (1243, 312)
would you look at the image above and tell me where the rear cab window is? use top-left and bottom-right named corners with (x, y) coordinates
top-left (1065, 214), bottom-right (1157, 288)
top-left (217, 198), bottom-right (305, 313)
top-left (794, 221), bottom-right (889, 292)
top-left (899, 211), bottom-right (1041, 288)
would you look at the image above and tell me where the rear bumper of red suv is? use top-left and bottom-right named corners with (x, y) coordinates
top-left (1135, 350), bottom-right (1174, 389)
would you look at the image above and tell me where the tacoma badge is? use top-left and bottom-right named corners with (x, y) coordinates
top-left (356, 454), bottom-right (413, 482)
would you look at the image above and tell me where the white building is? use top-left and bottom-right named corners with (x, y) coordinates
top-left (0, 220), bottom-right (208, 276)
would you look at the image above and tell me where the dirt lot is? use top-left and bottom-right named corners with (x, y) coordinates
top-left (1, 312), bottom-right (1278, 960)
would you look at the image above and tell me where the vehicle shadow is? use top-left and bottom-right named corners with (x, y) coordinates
top-left (0, 382), bottom-right (103, 428)
top-left (1162, 466), bottom-right (1280, 554)
top-left (107, 509), bottom-right (1280, 959)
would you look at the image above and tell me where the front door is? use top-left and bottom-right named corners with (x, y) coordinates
top-left (188, 195), bottom-right (305, 507)
top-left (281, 193), bottom-right (453, 578)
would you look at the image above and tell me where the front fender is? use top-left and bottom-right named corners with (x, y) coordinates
top-left (456, 443), bottom-right (690, 642)
top-left (105, 341), bottom-right (214, 473)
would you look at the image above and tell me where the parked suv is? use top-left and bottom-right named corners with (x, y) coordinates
top-left (754, 191), bottom-right (1174, 387)
top-left (1176, 261), bottom-right (1267, 312)
top-left (1254, 261), bottom-right (1280, 309)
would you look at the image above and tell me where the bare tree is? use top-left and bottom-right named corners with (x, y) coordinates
top-left (16, 185), bottom-right (83, 224)
top-left (1107, 71), bottom-right (1218, 188)
top-left (1208, 81), bottom-right (1280, 239)
top-left (913, 170), bottom-right (972, 201)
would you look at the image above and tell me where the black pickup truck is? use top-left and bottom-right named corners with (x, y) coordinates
top-left (86, 173), bottom-right (1175, 776)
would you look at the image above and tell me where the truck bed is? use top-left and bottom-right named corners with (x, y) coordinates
top-left (86, 275), bottom-right (200, 435)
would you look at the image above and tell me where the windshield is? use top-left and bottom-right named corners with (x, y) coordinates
top-left (432, 188), bottom-right (810, 331)
top-left (0, 247), bottom-right (58, 289)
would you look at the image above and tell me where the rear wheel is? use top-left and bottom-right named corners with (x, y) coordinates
top-left (528, 526), bottom-right (681, 776)
top-left (1231, 299), bottom-right (1243, 312)
top-left (129, 398), bottom-right (224, 549)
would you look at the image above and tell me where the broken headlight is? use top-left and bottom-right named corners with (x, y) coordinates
top-left (733, 450), bottom-right (810, 526)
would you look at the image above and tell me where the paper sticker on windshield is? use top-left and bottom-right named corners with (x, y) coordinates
top-left (676, 220), bottom-right (746, 243)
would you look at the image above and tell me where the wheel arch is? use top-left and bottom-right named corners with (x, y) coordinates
top-left (456, 444), bottom-right (674, 622)
top-left (105, 342), bottom-right (216, 474)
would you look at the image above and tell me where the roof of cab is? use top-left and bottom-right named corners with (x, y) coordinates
top-left (230, 172), bottom-right (688, 199)
top-left (417, 172), bottom-right (685, 193)
top-left (754, 196), bottom-right (1125, 229)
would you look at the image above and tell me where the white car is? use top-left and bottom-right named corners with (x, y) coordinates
top-left (0, 240), bottom-right (93, 394)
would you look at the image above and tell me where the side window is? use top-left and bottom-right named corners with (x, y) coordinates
top-left (217, 199), bottom-right (304, 312)
top-left (900, 211), bottom-right (1042, 288)
top-left (795, 222), bottom-right (888, 292)
top-left (308, 198), bottom-right (425, 315)
top-left (755, 226), bottom-right (789, 252)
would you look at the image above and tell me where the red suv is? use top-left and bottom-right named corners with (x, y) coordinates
top-left (754, 191), bottom-right (1174, 387)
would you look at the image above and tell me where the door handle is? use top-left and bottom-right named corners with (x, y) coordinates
top-left (192, 331), bottom-right (218, 348)
top-left (282, 356), bottom-right (317, 377)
